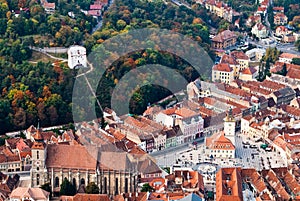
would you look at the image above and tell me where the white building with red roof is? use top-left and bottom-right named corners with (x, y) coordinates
top-left (154, 106), bottom-right (204, 143)
top-left (239, 67), bottom-right (257, 81)
top-left (279, 53), bottom-right (300, 64)
top-left (230, 51), bottom-right (250, 70)
top-left (211, 30), bottom-right (237, 49)
top-left (273, 6), bottom-right (284, 14)
top-left (205, 132), bottom-right (235, 159)
top-left (256, 7), bottom-right (267, 16)
top-left (212, 63), bottom-right (234, 84)
top-left (205, 110), bottom-right (236, 159)
top-left (275, 25), bottom-right (291, 37)
top-left (274, 13), bottom-right (288, 25)
top-left (251, 23), bottom-right (268, 39)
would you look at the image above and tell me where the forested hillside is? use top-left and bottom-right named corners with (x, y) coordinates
top-left (90, 0), bottom-right (212, 115)
top-left (0, 0), bottom-right (212, 133)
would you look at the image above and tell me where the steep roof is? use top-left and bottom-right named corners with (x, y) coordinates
top-left (230, 51), bottom-right (249, 60)
top-left (206, 132), bottom-right (235, 150)
top-left (213, 63), bottom-right (233, 72)
top-left (212, 30), bottom-right (236, 43)
top-left (60, 193), bottom-right (110, 201)
top-left (46, 144), bottom-right (97, 170)
top-left (241, 67), bottom-right (256, 75)
top-left (280, 53), bottom-right (300, 60)
top-left (10, 187), bottom-right (49, 200)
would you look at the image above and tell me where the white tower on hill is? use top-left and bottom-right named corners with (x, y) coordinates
top-left (68, 45), bottom-right (87, 69)
top-left (224, 107), bottom-right (236, 146)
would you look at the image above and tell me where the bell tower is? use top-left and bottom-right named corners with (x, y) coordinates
top-left (30, 127), bottom-right (47, 187)
top-left (224, 108), bottom-right (236, 146)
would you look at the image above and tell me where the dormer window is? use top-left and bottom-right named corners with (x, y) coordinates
top-left (227, 188), bottom-right (232, 195)
top-left (226, 174), bottom-right (231, 181)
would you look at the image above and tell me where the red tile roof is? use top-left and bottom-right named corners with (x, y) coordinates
top-left (212, 30), bottom-right (237, 43)
top-left (206, 132), bottom-right (235, 150)
top-left (216, 168), bottom-right (243, 201)
top-left (221, 54), bottom-right (239, 65)
top-left (60, 193), bottom-right (110, 201)
top-left (240, 67), bottom-right (256, 75)
top-left (230, 51), bottom-right (249, 60)
top-left (213, 63), bottom-right (233, 72)
top-left (46, 144), bottom-right (97, 170)
top-left (280, 53), bottom-right (300, 60)
top-left (273, 6), bottom-right (284, 11)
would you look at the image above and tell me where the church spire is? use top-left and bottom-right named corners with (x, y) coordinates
top-left (34, 120), bottom-right (43, 142)
top-left (225, 107), bottom-right (235, 122)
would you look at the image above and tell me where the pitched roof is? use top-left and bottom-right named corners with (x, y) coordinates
top-left (90, 4), bottom-right (102, 10)
top-left (46, 144), bottom-right (97, 170)
top-left (216, 168), bottom-right (243, 201)
top-left (241, 67), bottom-right (256, 75)
top-left (10, 187), bottom-right (49, 200)
top-left (60, 193), bottom-right (110, 201)
top-left (206, 132), bottom-right (235, 150)
top-left (280, 53), bottom-right (300, 60)
top-left (287, 68), bottom-right (300, 80)
top-left (254, 23), bottom-right (267, 31)
top-left (220, 54), bottom-right (238, 65)
top-left (178, 193), bottom-right (203, 201)
top-left (274, 13), bottom-right (287, 19)
top-left (43, 2), bottom-right (55, 9)
top-left (276, 25), bottom-right (288, 32)
top-left (273, 6), bottom-right (284, 11)
top-left (213, 63), bottom-right (233, 72)
top-left (230, 51), bottom-right (249, 60)
top-left (212, 30), bottom-right (236, 43)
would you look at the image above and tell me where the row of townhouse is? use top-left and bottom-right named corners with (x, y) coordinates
top-left (216, 167), bottom-right (300, 201)
top-left (196, 0), bottom-right (239, 22)
top-left (212, 51), bottom-right (256, 83)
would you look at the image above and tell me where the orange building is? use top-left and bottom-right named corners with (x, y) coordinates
top-left (216, 167), bottom-right (243, 201)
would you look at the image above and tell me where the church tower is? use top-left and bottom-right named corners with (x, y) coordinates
top-left (30, 128), bottom-right (47, 187)
top-left (224, 108), bottom-right (236, 146)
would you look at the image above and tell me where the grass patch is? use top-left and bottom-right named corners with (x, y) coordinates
top-left (29, 51), bottom-right (57, 63)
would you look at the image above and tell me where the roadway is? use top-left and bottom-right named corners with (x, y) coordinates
top-left (151, 124), bottom-right (224, 167)
top-left (247, 38), bottom-right (299, 55)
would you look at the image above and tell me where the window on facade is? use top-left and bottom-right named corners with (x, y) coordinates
top-left (104, 177), bottom-right (107, 194)
top-left (73, 178), bottom-right (76, 188)
top-left (125, 178), bottom-right (128, 193)
top-left (37, 151), bottom-right (39, 160)
top-left (37, 174), bottom-right (40, 186)
top-left (37, 167), bottom-right (39, 171)
top-left (55, 177), bottom-right (59, 187)
top-left (115, 178), bottom-right (119, 195)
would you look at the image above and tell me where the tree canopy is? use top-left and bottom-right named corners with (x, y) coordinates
top-left (60, 178), bottom-right (76, 196)
top-left (85, 182), bottom-right (100, 194)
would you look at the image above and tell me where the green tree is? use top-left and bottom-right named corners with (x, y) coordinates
top-left (292, 58), bottom-right (300, 65)
top-left (116, 19), bottom-right (127, 30)
top-left (267, 6), bottom-right (275, 29)
top-left (278, 63), bottom-right (288, 76)
top-left (265, 59), bottom-right (271, 77)
top-left (85, 182), bottom-right (99, 194)
top-left (257, 59), bottom-right (266, 81)
top-left (296, 39), bottom-right (300, 52)
top-left (41, 183), bottom-right (52, 198)
top-left (141, 183), bottom-right (154, 192)
top-left (60, 178), bottom-right (76, 196)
